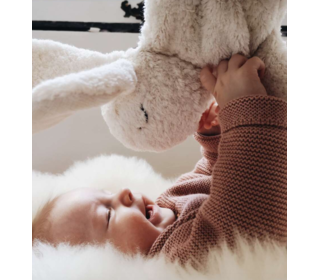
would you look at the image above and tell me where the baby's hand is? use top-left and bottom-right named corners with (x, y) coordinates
top-left (197, 100), bottom-right (221, 136)
top-left (200, 54), bottom-right (267, 109)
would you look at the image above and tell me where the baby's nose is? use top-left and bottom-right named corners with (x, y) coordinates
top-left (118, 188), bottom-right (133, 207)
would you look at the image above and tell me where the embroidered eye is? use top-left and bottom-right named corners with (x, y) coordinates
top-left (140, 104), bottom-right (148, 123)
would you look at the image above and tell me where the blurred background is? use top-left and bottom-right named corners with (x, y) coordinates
top-left (32, 0), bottom-right (287, 179)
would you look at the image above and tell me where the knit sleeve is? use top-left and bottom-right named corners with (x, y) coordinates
top-left (149, 95), bottom-right (287, 266)
top-left (175, 134), bottom-right (221, 184)
top-left (155, 132), bottom-right (221, 211)
top-left (199, 95), bottom-right (287, 244)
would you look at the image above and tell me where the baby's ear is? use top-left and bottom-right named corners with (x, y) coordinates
top-left (32, 59), bottom-right (137, 133)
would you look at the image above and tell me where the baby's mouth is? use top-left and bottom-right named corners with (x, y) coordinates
top-left (142, 196), bottom-right (152, 219)
top-left (146, 205), bottom-right (153, 220)
top-left (145, 204), bottom-right (161, 225)
top-left (142, 196), bottom-right (160, 225)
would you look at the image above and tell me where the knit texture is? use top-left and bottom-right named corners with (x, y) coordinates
top-left (148, 96), bottom-right (287, 268)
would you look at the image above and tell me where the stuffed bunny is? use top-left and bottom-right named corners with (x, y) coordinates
top-left (33, 0), bottom-right (287, 152)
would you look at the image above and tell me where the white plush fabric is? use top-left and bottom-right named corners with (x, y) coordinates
top-left (33, 155), bottom-right (286, 280)
top-left (32, 58), bottom-right (137, 133)
top-left (32, 0), bottom-right (287, 152)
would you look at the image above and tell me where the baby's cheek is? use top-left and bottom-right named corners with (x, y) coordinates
top-left (109, 219), bottom-right (151, 253)
top-left (128, 215), bottom-right (160, 247)
top-left (126, 213), bottom-right (150, 231)
top-left (112, 212), bottom-right (148, 237)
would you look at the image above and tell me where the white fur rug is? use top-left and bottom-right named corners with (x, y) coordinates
top-left (33, 155), bottom-right (286, 280)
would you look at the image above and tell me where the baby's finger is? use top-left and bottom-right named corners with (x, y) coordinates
top-left (202, 104), bottom-right (217, 127)
top-left (215, 105), bottom-right (220, 114)
top-left (200, 66), bottom-right (217, 93)
top-left (212, 65), bottom-right (218, 78)
top-left (204, 115), bottom-right (219, 129)
top-left (211, 119), bottom-right (219, 126)
top-left (229, 54), bottom-right (248, 71)
top-left (217, 60), bottom-right (228, 76)
top-left (207, 105), bottom-right (218, 121)
top-left (204, 120), bottom-right (213, 129)
top-left (244, 56), bottom-right (266, 79)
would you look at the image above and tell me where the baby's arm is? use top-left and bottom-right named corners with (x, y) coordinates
top-left (199, 55), bottom-right (287, 243)
top-left (176, 54), bottom-right (268, 183)
top-left (151, 56), bottom-right (286, 264)
top-left (178, 54), bottom-right (269, 181)
top-left (174, 133), bottom-right (220, 185)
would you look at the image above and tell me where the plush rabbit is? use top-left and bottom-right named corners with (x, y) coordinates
top-left (33, 0), bottom-right (287, 152)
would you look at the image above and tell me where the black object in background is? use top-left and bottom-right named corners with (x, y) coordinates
top-left (32, 0), bottom-right (286, 36)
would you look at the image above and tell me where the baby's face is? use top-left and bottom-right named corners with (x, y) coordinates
top-left (47, 188), bottom-right (175, 254)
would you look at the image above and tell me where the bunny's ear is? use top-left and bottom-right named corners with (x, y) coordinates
top-left (32, 59), bottom-right (137, 133)
top-left (33, 39), bottom-right (127, 88)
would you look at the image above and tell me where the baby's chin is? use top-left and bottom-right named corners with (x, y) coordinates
top-left (158, 207), bottom-right (176, 230)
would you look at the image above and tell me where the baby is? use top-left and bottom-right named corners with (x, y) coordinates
top-left (33, 54), bottom-right (287, 266)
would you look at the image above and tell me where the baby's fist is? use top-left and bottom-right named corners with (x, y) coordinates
top-left (197, 101), bottom-right (221, 136)
top-left (200, 55), bottom-right (267, 109)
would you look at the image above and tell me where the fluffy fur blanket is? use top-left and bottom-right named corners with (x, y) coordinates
top-left (33, 155), bottom-right (286, 279)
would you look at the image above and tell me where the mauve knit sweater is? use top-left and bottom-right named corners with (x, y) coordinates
top-left (148, 95), bottom-right (287, 266)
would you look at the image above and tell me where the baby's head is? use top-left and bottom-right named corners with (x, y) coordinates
top-left (32, 188), bottom-right (175, 254)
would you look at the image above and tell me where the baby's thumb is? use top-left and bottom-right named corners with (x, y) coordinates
top-left (200, 66), bottom-right (217, 93)
top-left (203, 103), bottom-right (219, 129)
top-left (245, 57), bottom-right (266, 79)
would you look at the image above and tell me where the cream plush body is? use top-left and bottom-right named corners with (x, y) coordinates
top-left (32, 0), bottom-right (287, 151)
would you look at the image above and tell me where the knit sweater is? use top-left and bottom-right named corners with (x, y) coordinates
top-left (148, 95), bottom-right (287, 267)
